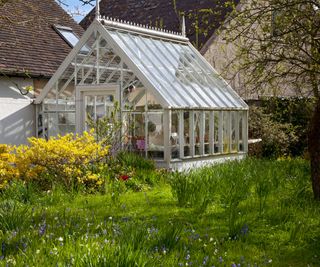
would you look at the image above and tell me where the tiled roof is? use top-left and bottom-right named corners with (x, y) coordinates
top-left (80, 0), bottom-right (239, 51)
top-left (0, 0), bottom-right (84, 78)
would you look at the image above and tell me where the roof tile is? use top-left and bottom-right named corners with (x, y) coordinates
top-left (0, 0), bottom-right (84, 78)
top-left (80, 0), bottom-right (239, 50)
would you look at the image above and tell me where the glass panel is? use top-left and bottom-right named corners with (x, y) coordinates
top-left (65, 98), bottom-right (75, 111)
top-left (147, 91), bottom-right (162, 110)
top-left (96, 95), bottom-right (106, 121)
top-left (171, 111), bottom-right (179, 159)
top-left (239, 112), bottom-right (244, 152)
top-left (122, 111), bottom-right (133, 150)
top-left (132, 113), bottom-right (146, 154)
top-left (47, 113), bottom-right (58, 137)
top-left (204, 111), bottom-right (210, 155)
top-left (183, 111), bottom-right (190, 157)
top-left (214, 112), bottom-right (220, 153)
top-left (96, 95), bottom-right (114, 121)
top-left (223, 111), bottom-right (230, 153)
top-left (122, 87), bottom-right (145, 111)
top-left (148, 112), bottom-right (164, 159)
top-left (231, 111), bottom-right (238, 152)
top-left (58, 112), bottom-right (75, 125)
top-left (194, 111), bottom-right (201, 156)
top-left (40, 113), bottom-right (49, 139)
top-left (85, 96), bottom-right (95, 128)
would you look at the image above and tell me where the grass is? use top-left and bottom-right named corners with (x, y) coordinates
top-left (0, 158), bottom-right (319, 266)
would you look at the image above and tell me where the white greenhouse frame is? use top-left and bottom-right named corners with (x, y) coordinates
top-left (35, 18), bottom-right (249, 170)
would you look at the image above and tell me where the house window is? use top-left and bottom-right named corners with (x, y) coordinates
top-left (53, 25), bottom-right (89, 53)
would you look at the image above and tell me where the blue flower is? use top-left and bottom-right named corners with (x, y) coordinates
top-left (240, 224), bottom-right (249, 236)
top-left (39, 222), bottom-right (47, 236)
top-left (1, 242), bottom-right (6, 255)
top-left (203, 256), bottom-right (209, 265)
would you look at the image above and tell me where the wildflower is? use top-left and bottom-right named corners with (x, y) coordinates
top-left (185, 253), bottom-right (190, 260)
top-left (57, 237), bottom-right (63, 242)
top-left (219, 256), bottom-right (223, 263)
top-left (1, 242), bottom-right (6, 255)
top-left (119, 174), bottom-right (130, 181)
top-left (240, 224), bottom-right (249, 236)
top-left (161, 245), bottom-right (167, 255)
top-left (203, 256), bottom-right (209, 265)
top-left (39, 222), bottom-right (46, 236)
top-left (21, 242), bottom-right (27, 252)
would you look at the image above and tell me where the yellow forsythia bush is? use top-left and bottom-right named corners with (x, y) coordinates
top-left (0, 131), bottom-right (109, 190)
top-left (0, 145), bottom-right (18, 189)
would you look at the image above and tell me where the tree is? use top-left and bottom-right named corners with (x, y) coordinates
top-left (221, 0), bottom-right (320, 199)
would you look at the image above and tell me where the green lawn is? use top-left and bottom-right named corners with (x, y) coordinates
top-left (0, 158), bottom-right (319, 266)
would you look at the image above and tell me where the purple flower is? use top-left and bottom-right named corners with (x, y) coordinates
top-left (39, 222), bottom-right (47, 236)
top-left (240, 224), bottom-right (249, 236)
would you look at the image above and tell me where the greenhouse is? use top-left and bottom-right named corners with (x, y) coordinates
top-left (35, 17), bottom-right (248, 170)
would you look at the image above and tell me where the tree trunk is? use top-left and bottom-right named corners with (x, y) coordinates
top-left (308, 97), bottom-right (320, 200)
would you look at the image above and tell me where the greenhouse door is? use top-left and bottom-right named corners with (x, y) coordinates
top-left (76, 85), bottom-right (119, 133)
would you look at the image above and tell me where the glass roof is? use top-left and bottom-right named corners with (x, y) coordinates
top-left (37, 20), bottom-right (247, 110)
top-left (106, 27), bottom-right (247, 110)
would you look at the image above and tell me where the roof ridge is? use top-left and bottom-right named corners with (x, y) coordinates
top-left (99, 16), bottom-right (188, 42)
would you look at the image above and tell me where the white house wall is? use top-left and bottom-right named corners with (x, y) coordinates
top-left (0, 77), bottom-right (35, 145)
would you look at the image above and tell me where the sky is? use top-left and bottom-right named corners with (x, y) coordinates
top-left (56, 0), bottom-right (95, 22)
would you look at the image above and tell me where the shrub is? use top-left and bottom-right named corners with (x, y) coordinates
top-left (262, 97), bottom-right (314, 156)
top-left (249, 106), bottom-right (298, 158)
top-left (1, 132), bottom-right (109, 191)
top-left (0, 145), bottom-right (18, 190)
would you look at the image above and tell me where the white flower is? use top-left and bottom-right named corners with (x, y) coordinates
top-left (57, 237), bottom-right (64, 242)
